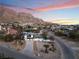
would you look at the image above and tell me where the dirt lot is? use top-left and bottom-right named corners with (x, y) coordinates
top-left (33, 41), bottom-right (61, 59)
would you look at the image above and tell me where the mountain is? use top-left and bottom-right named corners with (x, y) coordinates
top-left (0, 6), bottom-right (44, 24)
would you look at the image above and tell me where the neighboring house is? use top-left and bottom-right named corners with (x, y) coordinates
top-left (6, 28), bottom-right (18, 35)
top-left (0, 24), bottom-right (7, 32)
top-left (0, 25), bottom-right (2, 31)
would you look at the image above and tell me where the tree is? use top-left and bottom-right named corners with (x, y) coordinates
top-left (41, 31), bottom-right (48, 40)
top-left (4, 34), bottom-right (14, 42)
top-left (43, 44), bottom-right (49, 53)
top-left (49, 44), bottom-right (56, 52)
top-left (68, 31), bottom-right (79, 41)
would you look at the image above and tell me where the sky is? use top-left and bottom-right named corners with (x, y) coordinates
top-left (0, 0), bottom-right (79, 25)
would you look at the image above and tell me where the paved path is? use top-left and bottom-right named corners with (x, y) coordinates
top-left (21, 39), bottom-right (40, 59)
top-left (55, 36), bottom-right (75, 59)
top-left (21, 40), bottom-right (34, 56)
top-left (48, 32), bottom-right (75, 59)
top-left (54, 36), bottom-right (75, 59)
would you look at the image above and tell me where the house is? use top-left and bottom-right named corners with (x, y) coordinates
top-left (0, 25), bottom-right (2, 31)
top-left (6, 28), bottom-right (18, 35)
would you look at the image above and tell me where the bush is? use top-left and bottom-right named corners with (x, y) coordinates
top-left (54, 31), bottom-right (64, 36)
top-left (0, 33), bottom-right (24, 42)
top-left (0, 35), bottom-right (5, 41)
top-left (68, 31), bottom-right (79, 41)
top-left (4, 34), bottom-right (14, 42)
top-left (41, 32), bottom-right (48, 40)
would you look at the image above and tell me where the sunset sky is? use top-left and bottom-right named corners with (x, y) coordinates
top-left (0, 0), bottom-right (79, 25)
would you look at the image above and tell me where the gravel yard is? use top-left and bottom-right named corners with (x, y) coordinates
top-left (33, 40), bottom-right (61, 59)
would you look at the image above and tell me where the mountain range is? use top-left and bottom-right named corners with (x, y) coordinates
top-left (0, 6), bottom-right (45, 24)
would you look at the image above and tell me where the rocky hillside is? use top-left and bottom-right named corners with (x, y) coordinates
top-left (0, 6), bottom-right (44, 24)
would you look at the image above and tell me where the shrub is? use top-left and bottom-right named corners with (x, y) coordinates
top-left (4, 34), bottom-right (14, 42)
top-left (43, 44), bottom-right (49, 53)
top-left (0, 35), bottom-right (5, 41)
top-left (68, 31), bottom-right (79, 41)
top-left (54, 31), bottom-right (64, 36)
top-left (41, 32), bottom-right (48, 40)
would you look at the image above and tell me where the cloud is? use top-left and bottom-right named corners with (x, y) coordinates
top-left (7, 7), bottom-right (32, 13)
top-left (1, 0), bottom-right (79, 12)
top-left (33, 0), bottom-right (79, 11)
top-left (0, 3), bottom-right (35, 12)
top-left (52, 19), bottom-right (79, 25)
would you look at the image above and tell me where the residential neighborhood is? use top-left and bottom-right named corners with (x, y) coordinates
top-left (0, 0), bottom-right (79, 59)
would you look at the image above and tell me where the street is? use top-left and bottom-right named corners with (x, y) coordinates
top-left (48, 31), bottom-right (75, 59)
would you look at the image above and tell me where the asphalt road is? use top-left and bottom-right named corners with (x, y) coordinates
top-left (0, 45), bottom-right (36, 59)
top-left (55, 36), bottom-right (75, 59)
top-left (48, 32), bottom-right (75, 59)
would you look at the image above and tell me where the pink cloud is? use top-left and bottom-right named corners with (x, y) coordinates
top-left (0, 3), bottom-right (35, 13)
top-left (4, 6), bottom-right (35, 13)
top-left (9, 7), bottom-right (32, 13)
top-left (33, 0), bottom-right (79, 11)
